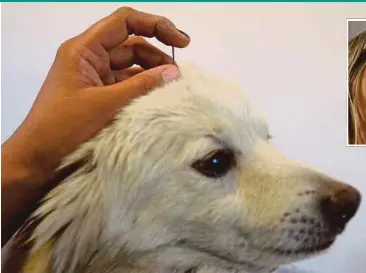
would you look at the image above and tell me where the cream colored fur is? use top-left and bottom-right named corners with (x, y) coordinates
top-left (20, 63), bottom-right (358, 273)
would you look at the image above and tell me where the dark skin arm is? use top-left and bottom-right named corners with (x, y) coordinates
top-left (1, 7), bottom-right (190, 246)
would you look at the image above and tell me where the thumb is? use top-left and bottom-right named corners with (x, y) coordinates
top-left (102, 64), bottom-right (180, 101)
top-left (80, 64), bottom-right (180, 126)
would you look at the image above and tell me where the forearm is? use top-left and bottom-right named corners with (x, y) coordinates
top-left (1, 131), bottom-right (83, 246)
top-left (1, 135), bottom-right (47, 246)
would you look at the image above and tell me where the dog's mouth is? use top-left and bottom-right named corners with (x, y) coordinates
top-left (175, 242), bottom-right (270, 272)
top-left (265, 237), bottom-right (335, 257)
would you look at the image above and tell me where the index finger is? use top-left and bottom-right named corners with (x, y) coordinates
top-left (81, 7), bottom-right (190, 50)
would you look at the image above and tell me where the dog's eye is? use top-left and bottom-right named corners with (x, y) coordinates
top-left (192, 149), bottom-right (235, 178)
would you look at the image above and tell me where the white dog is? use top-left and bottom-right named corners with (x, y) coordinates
top-left (3, 63), bottom-right (361, 273)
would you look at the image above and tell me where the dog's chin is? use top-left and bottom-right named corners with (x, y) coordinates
top-left (271, 238), bottom-right (335, 257)
top-left (257, 220), bottom-right (350, 263)
top-left (261, 235), bottom-right (337, 262)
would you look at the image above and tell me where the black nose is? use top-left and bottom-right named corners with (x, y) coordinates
top-left (319, 185), bottom-right (361, 233)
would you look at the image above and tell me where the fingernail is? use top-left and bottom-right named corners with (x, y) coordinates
top-left (162, 66), bottom-right (180, 83)
top-left (177, 29), bottom-right (190, 39)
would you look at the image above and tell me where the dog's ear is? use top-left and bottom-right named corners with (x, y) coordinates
top-left (1, 147), bottom-right (96, 270)
top-left (57, 141), bottom-right (96, 172)
top-left (1, 217), bottom-right (40, 273)
top-left (25, 149), bottom-right (101, 273)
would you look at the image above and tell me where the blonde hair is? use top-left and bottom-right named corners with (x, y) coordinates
top-left (348, 30), bottom-right (366, 145)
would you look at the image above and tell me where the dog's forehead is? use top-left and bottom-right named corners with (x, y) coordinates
top-left (166, 63), bottom-right (255, 119)
top-left (123, 63), bottom-right (268, 152)
top-left (150, 65), bottom-right (263, 141)
top-left (179, 63), bottom-right (250, 108)
top-left (133, 63), bottom-right (254, 119)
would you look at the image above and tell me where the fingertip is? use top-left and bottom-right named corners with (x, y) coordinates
top-left (144, 64), bottom-right (181, 83)
top-left (177, 29), bottom-right (190, 40)
top-left (160, 65), bottom-right (181, 83)
top-left (155, 19), bottom-right (190, 48)
top-left (176, 29), bottom-right (191, 47)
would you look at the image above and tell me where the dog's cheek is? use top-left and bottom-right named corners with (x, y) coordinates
top-left (233, 143), bottom-right (307, 231)
top-left (234, 169), bottom-right (289, 230)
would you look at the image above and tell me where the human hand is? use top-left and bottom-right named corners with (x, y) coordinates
top-left (3, 7), bottom-right (190, 184)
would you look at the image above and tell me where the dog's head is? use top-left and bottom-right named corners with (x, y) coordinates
top-left (48, 64), bottom-right (362, 272)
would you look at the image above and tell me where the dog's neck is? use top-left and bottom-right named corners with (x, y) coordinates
top-left (80, 241), bottom-right (275, 273)
top-left (67, 244), bottom-right (275, 273)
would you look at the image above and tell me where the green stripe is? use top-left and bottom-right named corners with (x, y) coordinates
top-left (2, 0), bottom-right (366, 2)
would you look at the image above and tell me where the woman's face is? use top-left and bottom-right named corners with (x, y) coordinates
top-left (348, 31), bottom-right (366, 145)
top-left (351, 60), bottom-right (366, 144)
top-left (361, 68), bottom-right (366, 98)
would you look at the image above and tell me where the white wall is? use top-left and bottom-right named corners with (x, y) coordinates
top-left (2, 3), bottom-right (366, 273)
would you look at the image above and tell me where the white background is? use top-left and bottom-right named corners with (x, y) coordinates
top-left (2, 3), bottom-right (366, 273)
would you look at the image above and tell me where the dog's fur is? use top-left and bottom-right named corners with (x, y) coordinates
top-left (4, 63), bottom-right (361, 273)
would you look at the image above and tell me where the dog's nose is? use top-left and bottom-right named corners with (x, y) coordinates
top-left (319, 185), bottom-right (361, 233)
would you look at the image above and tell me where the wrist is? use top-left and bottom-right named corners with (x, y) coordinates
top-left (2, 129), bottom-right (49, 188)
top-left (1, 132), bottom-right (50, 245)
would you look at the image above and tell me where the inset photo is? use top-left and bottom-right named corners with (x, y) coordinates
top-left (348, 19), bottom-right (366, 146)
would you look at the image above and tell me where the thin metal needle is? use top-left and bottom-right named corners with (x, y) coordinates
top-left (172, 46), bottom-right (175, 64)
